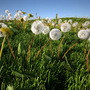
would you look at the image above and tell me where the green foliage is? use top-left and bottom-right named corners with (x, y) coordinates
top-left (0, 18), bottom-right (90, 90)
top-left (66, 64), bottom-right (90, 90)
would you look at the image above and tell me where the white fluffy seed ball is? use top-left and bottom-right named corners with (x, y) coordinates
top-left (8, 13), bottom-right (12, 17)
top-left (86, 29), bottom-right (90, 42)
top-left (5, 10), bottom-right (9, 14)
top-left (0, 23), bottom-right (8, 28)
top-left (86, 28), bottom-right (90, 34)
top-left (18, 10), bottom-right (22, 16)
top-left (49, 29), bottom-right (61, 40)
top-left (78, 30), bottom-right (90, 40)
top-left (72, 22), bottom-right (78, 27)
top-left (31, 20), bottom-right (44, 35)
top-left (23, 16), bottom-right (29, 21)
top-left (61, 23), bottom-right (71, 32)
top-left (42, 26), bottom-right (50, 34)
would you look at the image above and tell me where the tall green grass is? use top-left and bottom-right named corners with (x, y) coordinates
top-left (0, 18), bottom-right (90, 90)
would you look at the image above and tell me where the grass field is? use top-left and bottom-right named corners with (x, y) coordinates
top-left (0, 17), bottom-right (90, 90)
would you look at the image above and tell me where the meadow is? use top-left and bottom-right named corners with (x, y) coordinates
top-left (0, 11), bottom-right (90, 90)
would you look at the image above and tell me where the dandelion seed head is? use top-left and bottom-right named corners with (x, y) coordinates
top-left (61, 23), bottom-right (71, 32)
top-left (5, 10), bottom-right (9, 14)
top-left (8, 13), bottom-right (12, 17)
top-left (0, 23), bottom-right (8, 28)
top-left (31, 20), bottom-right (44, 35)
top-left (49, 28), bottom-right (61, 40)
top-left (23, 15), bottom-right (29, 21)
top-left (42, 26), bottom-right (50, 34)
top-left (78, 30), bottom-right (90, 40)
top-left (72, 22), bottom-right (78, 27)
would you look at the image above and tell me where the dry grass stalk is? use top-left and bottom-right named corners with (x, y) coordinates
top-left (84, 40), bottom-right (87, 57)
top-left (57, 33), bottom-right (66, 59)
top-left (62, 43), bottom-right (77, 59)
top-left (27, 35), bottom-right (36, 62)
top-left (86, 49), bottom-right (90, 72)
top-left (36, 40), bottom-right (51, 59)
top-left (7, 36), bottom-right (17, 61)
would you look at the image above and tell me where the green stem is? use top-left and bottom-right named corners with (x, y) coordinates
top-left (49, 36), bottom-right (53, 56)
top-left (0, 35), bottom-right (6, 60)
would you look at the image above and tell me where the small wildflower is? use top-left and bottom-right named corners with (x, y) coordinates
top-left (22, 12), bottom-right (26, 14)
top-left (28, 13), bottom-right (33, 18)
top-left (20, 18), bottom-right (24, 22)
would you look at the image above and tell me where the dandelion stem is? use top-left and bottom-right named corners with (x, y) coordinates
top-left (84, 40), bottom-right (87, 57)
top-left (75, 27), bottom-right (77, 32)
top-left (62, 43), bottom-right (77, 59)
top-left (36, 40), bottom-right (51, 59)
top-left (86, 49), bottom-right (90, 72)
top-left (57, 33), bottom-right (66, 59)
top-left (49, 36), bottom-right (53, 56)
top-left (7, 36), bottom-right (17, 61)
top-left (0, 35), bottom-right (6, 60)
top-left (54, 21), bottom-right (57, 28)
top-left (27, 35), bottom-right (36, 62)
top-left (24, 21), bottom-right (27, 29)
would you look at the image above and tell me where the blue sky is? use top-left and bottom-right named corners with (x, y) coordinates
top-left (0, 0), bottom-right (90, 19)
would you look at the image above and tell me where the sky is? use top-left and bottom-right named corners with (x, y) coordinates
top-left (0, 0), bottom-right (90, 19)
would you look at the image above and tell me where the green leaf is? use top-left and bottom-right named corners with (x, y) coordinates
top-left (18, 43), bottom-right (21, 55)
